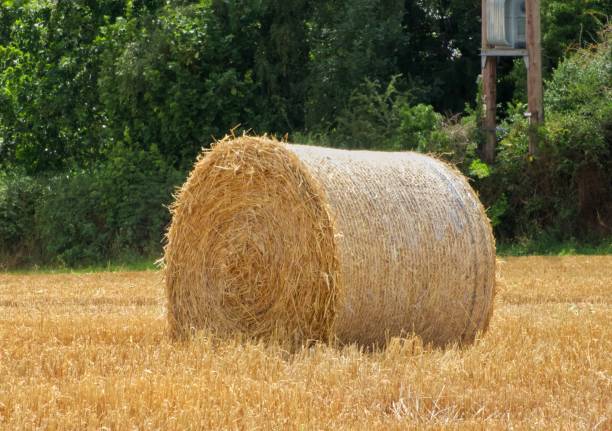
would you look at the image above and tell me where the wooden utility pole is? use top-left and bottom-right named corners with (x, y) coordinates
top-left (481, 0), bottom-right (496, 164)
top-left (526, 0), bottom-right (543, 156)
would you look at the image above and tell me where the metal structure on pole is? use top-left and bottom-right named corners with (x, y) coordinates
top-left (481, 0), bottom-right (542, 162)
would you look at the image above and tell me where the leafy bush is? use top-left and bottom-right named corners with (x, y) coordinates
top-left (0, 146), bottom-right (184, 268)
top-left (483, 28), bottom-right (612, 240)
top-left (331, 77), bottom-right (407, 149)
top-left (36, 146), bottom-right (184, 266)
top-left (396, 104), bottom-right (448, 152)
top-left (331, 76), bottom-right (449, 151)
top-left (0, 169), bottom-right (42, 267)
top-left (541, 0), bottom-right (610, 72)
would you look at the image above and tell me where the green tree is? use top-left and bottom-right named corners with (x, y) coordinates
top-left (398, 0), bottom-right (482, 113)
top-left (306, 0), bottom-right (485, 131)
top-left (97, 2), bottom-right (264, 165)
top-left (242, 0), bottom-right (312, 131)
top-left (506, 0), bottom-right (611, 104)
top-left (306, 0), bottom-right (406, 129)
top-left (542, 0), bottom-right (611, 71)
top-left (0, 1), bottom-right (128, 173)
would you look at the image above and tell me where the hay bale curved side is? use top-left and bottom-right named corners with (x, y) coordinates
top-left (289, 145), bottom-right (496, 346)
top-left (163, 136), bottom-right (496, 347)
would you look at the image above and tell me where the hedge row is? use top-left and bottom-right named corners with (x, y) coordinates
top-left (0, 146), bottom-right (184, 268)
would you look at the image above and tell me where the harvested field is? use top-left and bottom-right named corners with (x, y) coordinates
top-left (1, 256), bottom-right (611, 429)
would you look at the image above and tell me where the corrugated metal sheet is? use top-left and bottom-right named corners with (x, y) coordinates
top-left (487, 0), bottom-right (510, 46)
top-left (486, 0), bottom-right (526, 48)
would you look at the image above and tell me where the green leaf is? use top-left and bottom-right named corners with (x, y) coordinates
top-left (468, 159), bottom-right (491, 179)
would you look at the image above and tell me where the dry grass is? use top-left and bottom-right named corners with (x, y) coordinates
top-left (1, 256), bottom-right (610, 430)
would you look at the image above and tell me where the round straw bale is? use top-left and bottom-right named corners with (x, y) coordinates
top-left (164, 136), bottom-right (496, 348)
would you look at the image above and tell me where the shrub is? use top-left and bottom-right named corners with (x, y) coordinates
top-left (35, 145), bottom-right (184, 266)
top-left (484, 27), bottom-right (612, 240)
top-left (332, 76), bottom-right (449, 151)
top-left (0, 169), bottom-right (42, 267)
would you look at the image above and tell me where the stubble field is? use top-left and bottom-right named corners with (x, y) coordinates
top-left (1, 256), bottom-right (610, 430)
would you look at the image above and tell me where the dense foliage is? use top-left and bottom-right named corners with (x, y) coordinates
top-left (478, 29), bottom-right (612, 241)
top-left (0, 146), bottom-right (183, 267)
top-left (0, 0), bottom-right (610, 266)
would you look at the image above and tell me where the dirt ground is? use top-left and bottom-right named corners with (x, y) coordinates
top-left (0, 256), bottom-right (610, 430)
